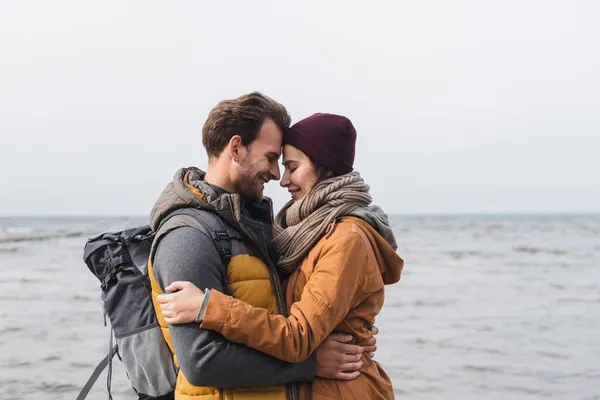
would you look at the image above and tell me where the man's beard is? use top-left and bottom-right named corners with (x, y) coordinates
top-left (233, 158), bottom-right (263, 203)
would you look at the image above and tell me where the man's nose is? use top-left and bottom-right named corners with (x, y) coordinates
top-left (270, 163), bottom-right (281, 181)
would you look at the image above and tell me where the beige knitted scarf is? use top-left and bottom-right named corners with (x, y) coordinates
top-left (272, 171), bottom-right (372, 276)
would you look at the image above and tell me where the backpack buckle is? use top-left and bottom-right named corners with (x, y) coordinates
top-left (215, 230), bottom-right (232, 258)
top-left (216, 231), bottom-right (229, 240)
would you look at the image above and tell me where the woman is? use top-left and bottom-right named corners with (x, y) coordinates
top-left (157, 113), bottom-right (404, 399)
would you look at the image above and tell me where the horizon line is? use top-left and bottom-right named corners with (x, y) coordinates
top-left (1, 212), bottom-right (599, 218)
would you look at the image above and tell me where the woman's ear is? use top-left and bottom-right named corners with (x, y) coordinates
top-left (228, 135), bottom-right (243, 162)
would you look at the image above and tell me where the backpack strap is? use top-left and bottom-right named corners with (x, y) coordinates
top-left (76, 345), bottom-right (118, 400)
top-left (161, 208), bottom-right (241, 266)
top-left (153, 208), bottom-right (242, 296)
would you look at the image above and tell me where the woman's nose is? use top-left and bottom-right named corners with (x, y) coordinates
top-left (280, 171), bottom-right (290, 187)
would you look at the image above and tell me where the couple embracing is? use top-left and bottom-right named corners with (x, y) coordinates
top-left (148, 92), bottom-right (403, 400)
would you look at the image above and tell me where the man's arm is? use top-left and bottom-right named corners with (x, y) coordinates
top-left (199, 231), bottom-right (371, 363)
top-left (153, 226), bottom-right (316, 388)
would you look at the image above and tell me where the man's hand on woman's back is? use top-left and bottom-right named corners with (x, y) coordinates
top-left (315, 326), bottom-right (379, 380)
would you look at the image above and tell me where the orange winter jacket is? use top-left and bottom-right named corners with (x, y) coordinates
top-left (201, 216), bottom-right (404, 400)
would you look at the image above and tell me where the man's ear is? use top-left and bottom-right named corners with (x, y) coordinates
top-left (228, 135), bottom-right (243, 163)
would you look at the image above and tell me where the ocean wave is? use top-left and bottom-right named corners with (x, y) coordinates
top-left (0, 326), bottom-right (23, 335)
top-left (513, 246), bottom-right (568, 255)
top-left (0, 246), bottom-right (20, 253)
top-left (448, 250), bottom-right (486, 260)
top-left (537, 350), bottom-right (570, 360)
top-left (0, 231), bottom-right (86, 244)
top-left (7, 360), bottom-right (32, 368)
top-left (71, 294), bottom-right (94, 302)
top-left (19, 277), bottom-right (48, 284)
top-left (68, 361), bottom-right (94, 368)
top-left (463, 365), bottom-right (505, 373)
top-left (412, 299), bottom-right (458, 308)
top-left (37, 383), bottom-right (81, 393)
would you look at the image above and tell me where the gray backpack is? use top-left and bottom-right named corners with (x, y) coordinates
top-left (79, 209), bottom-right (234, 400)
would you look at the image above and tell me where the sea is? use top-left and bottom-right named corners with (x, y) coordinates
top-left (0, 215), bottom-right (598, 400)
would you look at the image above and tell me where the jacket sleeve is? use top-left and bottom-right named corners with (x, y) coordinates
top-left (200, 230), bottom-right (370, 363)
top-left (153, 227), bottom-right (316, 388)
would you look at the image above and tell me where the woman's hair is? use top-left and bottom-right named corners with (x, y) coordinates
top-left (309, 156), bottom-right (334, 182)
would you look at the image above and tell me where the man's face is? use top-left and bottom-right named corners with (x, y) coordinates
top-left (233, 118), bottom-right (282, 203)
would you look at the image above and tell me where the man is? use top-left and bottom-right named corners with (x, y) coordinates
top-left (148, 92), bottom-right (373, 399)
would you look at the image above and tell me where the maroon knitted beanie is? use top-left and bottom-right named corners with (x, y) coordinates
top-left (283, 113), bottom-right (356, 176)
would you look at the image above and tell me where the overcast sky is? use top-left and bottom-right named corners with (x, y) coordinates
top-left (1, 1), bottom-right (598, 216)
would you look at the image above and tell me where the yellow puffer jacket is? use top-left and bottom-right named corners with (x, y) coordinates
top-left (149, 254), bottom-right (286, 400)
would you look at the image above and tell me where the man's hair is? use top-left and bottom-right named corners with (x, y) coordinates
top-left (202, 92), bottom-right (291, 158)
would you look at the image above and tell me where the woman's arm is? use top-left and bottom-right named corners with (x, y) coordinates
top-left (201, 230), bottom-right (371, 363)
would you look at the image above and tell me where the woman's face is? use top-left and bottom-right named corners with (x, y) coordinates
top-left (280, 144), bottom-right (319, 201)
